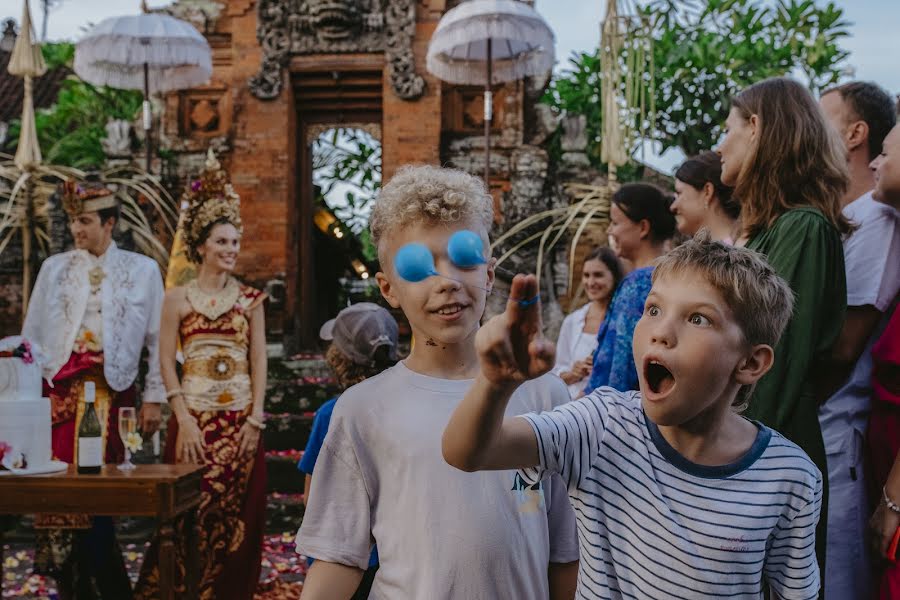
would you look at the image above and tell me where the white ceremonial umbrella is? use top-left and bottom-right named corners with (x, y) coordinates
top-left (74, 1), bottom-right (211, 172)
top-left (427, 0), bottom-right (555, 186)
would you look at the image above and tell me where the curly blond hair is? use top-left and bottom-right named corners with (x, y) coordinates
top-left (325, 344), bottom-right (394, 390)
top-left (369, 165), bottom-right (494, 257)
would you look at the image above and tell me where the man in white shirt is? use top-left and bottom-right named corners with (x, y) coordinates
top-left (819, 81), bottom-right (900, 600)
top-left (23, 179), bottom-right (165, 600)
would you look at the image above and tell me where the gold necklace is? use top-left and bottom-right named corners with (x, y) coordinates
top-left (186, 277), bottom-right (241, 320)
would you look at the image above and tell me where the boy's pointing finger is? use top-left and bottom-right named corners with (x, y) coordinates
top-left (507, 274), bottom-right (540, 320)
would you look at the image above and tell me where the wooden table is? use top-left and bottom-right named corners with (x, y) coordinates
top-left (0, 464), bottom-right (204, 600)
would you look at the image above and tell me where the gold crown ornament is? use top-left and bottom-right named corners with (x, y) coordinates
top-left (61, 180), bottom-right (119, 216)
top-left (180, 149), bottom-right (243, 264)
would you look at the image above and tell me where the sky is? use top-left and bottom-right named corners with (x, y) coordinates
top-left (9, 0), bottom-right (900, 172)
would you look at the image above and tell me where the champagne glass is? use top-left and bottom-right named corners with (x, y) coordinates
top-left (118, 407), bottom-right (137, 471)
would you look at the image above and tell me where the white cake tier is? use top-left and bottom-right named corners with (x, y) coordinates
top-left (0, 357), bottom-right (43, 403)
top-left (0, 398), bottom-right (52, 471)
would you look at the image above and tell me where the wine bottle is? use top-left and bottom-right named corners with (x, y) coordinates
top-left (77, 381), bottom-right (103, 474)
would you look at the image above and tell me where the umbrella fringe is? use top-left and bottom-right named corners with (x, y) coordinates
top-left (75, 39), bottom-right (212, 70)
top-left (427, 48), bottom-right (553, 85)
top-left (70, 63), bottom-right (212, 93)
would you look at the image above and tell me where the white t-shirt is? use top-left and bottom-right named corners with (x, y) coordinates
top-left (819, 192), bottom-right (900, 454)
top-left (296, 362), bottom-right (579, 599)
top-left (553, 304), bottom-right (600, 397)
top-left (520, 389), bottom-right (823, 600)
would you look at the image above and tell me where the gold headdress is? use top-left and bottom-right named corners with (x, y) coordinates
top-left (61, 180), bottom-right (119, 216)
top-left (180, 149), bottom-right (243, 263)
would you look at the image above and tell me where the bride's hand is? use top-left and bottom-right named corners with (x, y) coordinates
top-left (237, 420), bottom-right (261, 457)
top-left (176, 415), bottom-right (205, 464)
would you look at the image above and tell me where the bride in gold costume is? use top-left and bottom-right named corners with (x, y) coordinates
top-left (134, 151), bottom-right (268, 600)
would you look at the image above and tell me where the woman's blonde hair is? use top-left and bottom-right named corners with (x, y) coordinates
top-left (730, 77), bottom-right (852, 237)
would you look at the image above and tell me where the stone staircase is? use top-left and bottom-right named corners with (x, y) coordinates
top-left (262, 347), bottom-right (340, 533)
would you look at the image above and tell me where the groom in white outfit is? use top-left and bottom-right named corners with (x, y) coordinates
top-left (22, 179), bottom-right (166, 600)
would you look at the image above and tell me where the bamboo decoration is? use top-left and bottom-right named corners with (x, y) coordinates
top-left (494, 0), bottom-right (655, 298)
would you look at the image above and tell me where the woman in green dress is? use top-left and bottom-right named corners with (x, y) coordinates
top-left (718, 77), bottom-right (853, 574)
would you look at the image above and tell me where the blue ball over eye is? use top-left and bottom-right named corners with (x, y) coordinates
top-left (394, 243), bottom-right (437, 282)
top-left (448, 230), bottom-right (486, 268)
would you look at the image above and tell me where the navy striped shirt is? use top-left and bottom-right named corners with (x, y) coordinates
top-left (519, 388), bottom-right (822, 599)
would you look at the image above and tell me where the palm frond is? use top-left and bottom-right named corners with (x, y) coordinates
top-left (0, 153), bottom-right (178, 295)
top-left (493, 183), bottom-right (614, 299)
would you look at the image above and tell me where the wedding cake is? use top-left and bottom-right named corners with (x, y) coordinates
top-left (0, 336), bottom-right (56, 474)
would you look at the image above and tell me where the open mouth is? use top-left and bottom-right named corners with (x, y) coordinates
top-left (644, 359), bottom-right (676, 396)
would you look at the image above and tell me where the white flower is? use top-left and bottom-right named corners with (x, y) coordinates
top-left (124, 432), bottom-right (143, 453)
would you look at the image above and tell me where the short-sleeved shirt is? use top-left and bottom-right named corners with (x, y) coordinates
top-left (298, 397), bottom-right (337, 476)
top-left (585, 267), bottom-right (653, 394)
top-left (519, 388), bottom-right (823, 600)
top-left (819, 193), bottom-right (900, 454)
top-left (298, 396), bottom-right (378, 569)
top-left (296, 362), bottom-right (579, 599)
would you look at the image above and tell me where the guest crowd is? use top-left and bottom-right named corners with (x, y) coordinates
top-left (18, 76), bottom-right (900, 600)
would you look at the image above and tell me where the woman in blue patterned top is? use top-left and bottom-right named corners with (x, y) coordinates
top-left (584, 183), bottom-right (676, 394)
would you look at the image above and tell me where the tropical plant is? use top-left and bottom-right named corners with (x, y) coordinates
top-left (7, 42), bottom-right (144, 169)
top-left (312, 127), bottom-right (382, 234)
top-left (646, 0), bottom-right (850, 155)
top-left (0, 154), bottom-right (179, 307)
top-left (543, 0), bottom-right (851, 159)
top-left (492, 183), bottom-right (612, 292)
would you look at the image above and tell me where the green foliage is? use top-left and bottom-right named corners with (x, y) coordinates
top-left (544, 0), bottom-right (851, 159)
top-left (540, 51), bottom-right (660, 183)
top-left (8, 42), bottom-right (143, 169)
top-left (542, 50), bottom-right (603, 165)
top-left (40, 41), bottom-right (74, 70)
top-left (313, 127), bottom-right (381, 233)
top-left (646, 0), bottom-right (850, 155)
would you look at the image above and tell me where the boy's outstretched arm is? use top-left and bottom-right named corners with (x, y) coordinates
top-left (300, 560), bottom-right (364, 599)
top-left (443, 274), bottom-right (555, 472)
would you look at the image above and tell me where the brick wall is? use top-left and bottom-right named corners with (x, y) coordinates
top-left (381, 18), bottom-right (443, 180)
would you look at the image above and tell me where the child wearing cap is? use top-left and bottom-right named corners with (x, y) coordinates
top-left (297, 166), bottom-right (579, 599)
top-left (298, 302), bottom-right (397, 598)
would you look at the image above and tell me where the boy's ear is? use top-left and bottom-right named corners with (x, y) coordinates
top-left (485, 256), bottom-right (497, 293)
top-left (375, 271), bottom-right (402, 309)
top-left (734, 343), bottom-right (774, 386)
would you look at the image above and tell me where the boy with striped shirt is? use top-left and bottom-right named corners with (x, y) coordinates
top-left (443, 234), bottom-right (823, 599)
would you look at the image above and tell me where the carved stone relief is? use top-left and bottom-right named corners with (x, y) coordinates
top-left (164, 0), bottom-right (224, 33)
top-left (250, 0), bottom-right (424, 101)
top-left (101, 119), bottom-right (132, 159)
top-left (178, 88), bottom-right (232, 139)
top-left (560, 114), bottom-right (588, 152)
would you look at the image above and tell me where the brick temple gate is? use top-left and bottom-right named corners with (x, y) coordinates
top-left (160, 0), bottom-right (575, 351)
